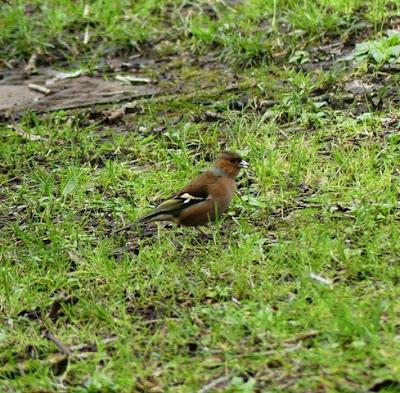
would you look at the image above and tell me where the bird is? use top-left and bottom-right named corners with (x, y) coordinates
top-left (121, 151), bottom-right (248, 229)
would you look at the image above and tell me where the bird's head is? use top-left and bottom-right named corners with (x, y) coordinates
top-left (213, 151), bottom-right (249, 178)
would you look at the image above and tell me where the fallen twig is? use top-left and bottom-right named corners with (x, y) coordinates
top-left (284, 330), bottom-right (319, 344)
top-left (69, 336), bottom-right (118, 352)
top-left (28, 83), bottom-right (51, 95)
top-left (24, 53), bottom-right (38, 76)
top-left (198, 375), bottom-right (231, 393)
top-left (8, 124), bottom-right (49, 142)
top-left (83, 26), bottom-right (90, 45)
top-left (48, 293), bottom-right (79, 322)
top-left (116, 75), bottom-right (153, 84)
top-left (43, 329), bottom-right (72, 356)
top-left (379, 64), bottom-right (400, 73)
top-left (46, 70), bottom-right (83, 85)
top-left (83, 4), bottom-right (90, 17)
top-left (258, 99), bottom-right (280, 108)
top-left (83, 4), bottom-right (90, 44)
top-left (309, 272), bottom-right (333, 286)
top-left (140, 317), bottom-right (180, 325)
top-left (0, 352), bottom-right (94, 378)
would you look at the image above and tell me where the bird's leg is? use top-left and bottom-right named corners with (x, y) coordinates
top-left (192, 226), bottom-right (213, 244)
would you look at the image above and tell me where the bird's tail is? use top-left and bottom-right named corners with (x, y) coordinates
top-left (113, 214), bottom-right (152, 234)
top-left (131, 210), bottom-right (161, 225)
top-left (113, 210), bottom-right (176, 234)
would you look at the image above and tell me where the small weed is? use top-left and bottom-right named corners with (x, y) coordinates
top-left (348, 32), bottom-right (400, 65)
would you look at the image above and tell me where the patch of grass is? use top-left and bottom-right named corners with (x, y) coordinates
top-left (1, 0), bottom-right (399, 66)
top-left (348, 31), bottom-right (400, 65)
top-left (1, 84), bottom-right (400, 391)
top-left (1, 0), bottom-right (400, 392)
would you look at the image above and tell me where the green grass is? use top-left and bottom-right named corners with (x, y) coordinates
top-left (1, 0), bottom-right (400, 392)
top-left (1, 0), bottom-right (399, 66)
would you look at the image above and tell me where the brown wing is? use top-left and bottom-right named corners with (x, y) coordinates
top-left (134, 171), bottom-right (218, 223)
top-left (130, 172), bottom-right (218, 226)
top-left (174, 171), bottom-right (216, 199)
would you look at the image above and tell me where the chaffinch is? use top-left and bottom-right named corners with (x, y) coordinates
top-left (127, 151), bottom-right (248, 228)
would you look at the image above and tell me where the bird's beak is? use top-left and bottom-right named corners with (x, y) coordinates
top-left (239, 160), bottom-right (249, 168)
